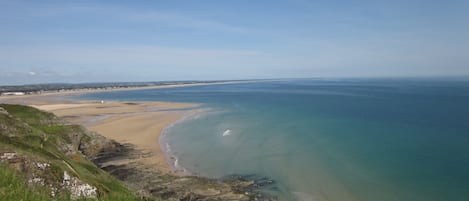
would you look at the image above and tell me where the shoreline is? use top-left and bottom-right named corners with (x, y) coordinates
top-left (159, 108), bottom-right (211, 175)
top-left (0, 80), bottom-right (259, 102)
top-left (0, 82), bottom-right (217, 175)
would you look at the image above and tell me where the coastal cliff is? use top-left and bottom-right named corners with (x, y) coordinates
top-left (0, 104), bottom-right (275, 201)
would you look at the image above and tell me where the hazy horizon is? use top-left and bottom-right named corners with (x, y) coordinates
top-left (1, 0), bottom-right (468, 85)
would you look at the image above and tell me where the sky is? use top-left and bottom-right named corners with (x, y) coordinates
top-left (1, 0), bottom-right (469, 85)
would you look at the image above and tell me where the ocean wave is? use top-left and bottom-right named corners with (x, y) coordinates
top-left (173, 156), bottom-right (179, 168)
top-left (159, 109), bottom-right (213, 176)
top-left (163, 142), bottom-right (191, 175)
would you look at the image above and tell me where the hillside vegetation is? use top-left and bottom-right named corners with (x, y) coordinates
top-left (0, 104), bottom-right (150, 201)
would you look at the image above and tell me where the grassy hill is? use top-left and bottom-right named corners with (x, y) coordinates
top-left (0, 104), bottom-right (150, 201)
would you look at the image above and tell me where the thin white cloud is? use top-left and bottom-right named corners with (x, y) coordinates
top-left (4, 1), bottom-right (251, 34)
top-left (125, 11), bottom-right (249, 33)
top-left (0, 45), bottom-right (263, 67)
top-left (0, 45), bottom-right (273, 84)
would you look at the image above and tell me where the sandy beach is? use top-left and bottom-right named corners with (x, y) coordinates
top-left (37, 101), bottom-right (198, 173)
top-left (0, 87), bottom-right (200, 174)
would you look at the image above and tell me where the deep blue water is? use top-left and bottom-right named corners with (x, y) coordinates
top-left (75, 79), bottom-right (469, 201)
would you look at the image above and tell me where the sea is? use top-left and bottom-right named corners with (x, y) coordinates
top-left (73, 78), bottom-right (469, 201)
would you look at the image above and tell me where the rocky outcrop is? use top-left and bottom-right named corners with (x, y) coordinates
top-left (62, 171), bottom-right (97, 199)
top-left (0, 104), bottom-right (136, 200)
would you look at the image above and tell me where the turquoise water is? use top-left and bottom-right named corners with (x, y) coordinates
top-left (76, 79), bottom-right (469, 201)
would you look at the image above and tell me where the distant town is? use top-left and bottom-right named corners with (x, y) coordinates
top-left (0, 80), bottom-right (232, 96)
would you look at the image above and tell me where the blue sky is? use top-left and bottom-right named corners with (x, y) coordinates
top-left (1, 0), bottom-right (468, 84)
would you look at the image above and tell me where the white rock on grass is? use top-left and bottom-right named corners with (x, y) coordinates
top-left (62, 171), bottom-right (97, 200)
top-left (35, 162), bottom-right (50, 170)
top-left (0, 152), bottom-right (17, 160)
top-left (28, 177), bottom-right (45, 185)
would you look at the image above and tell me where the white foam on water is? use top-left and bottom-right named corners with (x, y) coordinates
top-left (174, 157), bottom-right (179, 168)
top-left (159, 109), bottom-right (215, 176)
top-left (222, 129), bottom-right (232, 136)
top-left (163, 142), bottom-right (191, 174)
top-left (165, 143), bottom-right (171, 152)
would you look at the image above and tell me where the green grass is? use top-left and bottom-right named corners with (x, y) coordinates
top-left (0, 104), bottom-right (56, 127)
top-left (0, 164), bottom-right (53, 201)
top-left (0, 165), bottom-right (146, 201)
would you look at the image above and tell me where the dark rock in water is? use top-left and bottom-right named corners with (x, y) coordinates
top-left (221, 174), bottom-right (278, 200)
